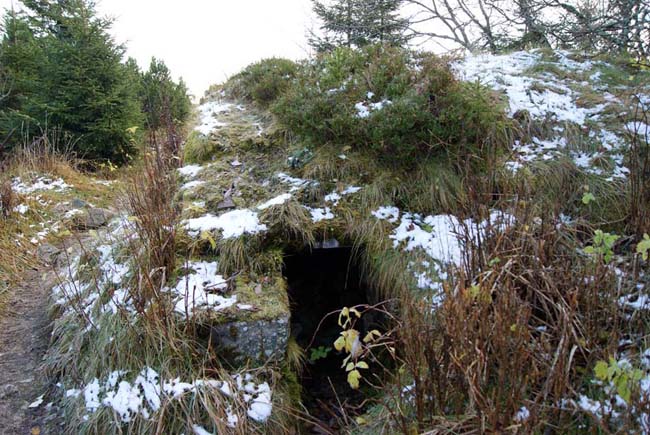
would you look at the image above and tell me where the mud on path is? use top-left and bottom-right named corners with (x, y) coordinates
top-left (0, 266), bottom-right (59, 435)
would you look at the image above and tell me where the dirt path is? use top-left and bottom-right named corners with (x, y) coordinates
top-left (0, 267), bottom-right (58, 435)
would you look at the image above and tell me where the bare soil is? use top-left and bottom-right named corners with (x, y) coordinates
top-left (0, 268), bottom-right (59, 435)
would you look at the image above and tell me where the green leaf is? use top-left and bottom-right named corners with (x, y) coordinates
top-left (616, 374), bottom-right (631, 403)
top-left (636, 234), bottom-right (650, 261)
top-left (594, 360), bottom-right (608, 380)
top-left (334, 335), bottom-right (346, 352)
top-left (363, 330), bottom-right (381, 343)
top-left (582, 192), bottom-right (596, 205)
top-left (347, 369), bottom-right (362, 389)
top-left (356, 361), bottom-right (369, 369)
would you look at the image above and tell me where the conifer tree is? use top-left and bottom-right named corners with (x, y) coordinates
top-left (1, 0), bottom-right (142, 163)
top-left (310, 0), bottom-right (408, 51)
top-left (0, 9), bottom-right (44, 146)
top-left (358, 0), bottom-right (409, 46)
top-left (140, 58), bottom-right (191, 132)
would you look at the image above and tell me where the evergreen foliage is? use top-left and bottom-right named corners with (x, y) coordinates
top-left (0, 1), bottom-right (189, 164)
top-left (139, 57), bottom-right (191, 132)
top-left (0, 1), bottom-right (143, 162)
top-left (310, 0), bottom-right (409, 51)
top-left (0, 9), bottom-right (44, 149)
top-left (222, 58), bottom-right (298, 108)
top-left (272, 45), bottom-right (513, 168)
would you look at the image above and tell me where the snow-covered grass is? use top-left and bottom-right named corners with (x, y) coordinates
top-left (454, 50), bottom-right (603, 123)
top-left (307, 206), bottom-right (334, 223)
top-left (195, 101), bottom-right (232, 136)
top-left (371, 206), bottom-right (513, 306)
top-left (12, 176), bottom-right (71, 194)
top-left (184, 209), bottom-right (267, 239)
top-left (257, 193), bottom-right (292, 210)
top-left (63, 367), bottom-right (272, 425)
top-left (45, 215), bottom-right (289, 434)
top-left (169, 261), bottom-right (236, 317)
top-left (454, 50), bottom-right (641, 181)
top-left (177, 164), bottom-right (204, 178)
top-left (276, 172), bottom-right (312, 192)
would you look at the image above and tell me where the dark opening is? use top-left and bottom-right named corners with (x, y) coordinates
top-left (284, 245), bottom-right (377, 428)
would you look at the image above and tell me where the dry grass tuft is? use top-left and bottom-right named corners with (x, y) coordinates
top-left (0, 179), bottom-right (15, 219)
top-left (382, 207), bottom-right (625, 433)
top-left (8, 128), bottom-right (80, 176)
top-left (124, 150), bottom-right (180, 307)
top-left (259, 199), bottom-right (315, 247)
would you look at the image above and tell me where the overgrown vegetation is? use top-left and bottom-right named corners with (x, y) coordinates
top-left (223, 58), bottom-right (298, 108)
top-left (272, 45), bottom-right (513, 167)
top-left (1, 0), bottom-right (649, 431)
top-left (201, 41), bottom-right (650, 433)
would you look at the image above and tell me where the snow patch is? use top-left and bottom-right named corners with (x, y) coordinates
top-left (307, 206), bottom-right (334, 222)
top-left (65, 368), bottom-right (273, 425)
top-left (177, 164), bottom-right (203, 178)
top-left (257, 193), bottom-right (292, 210)
top-left (168, 261), bottom-right (236, 316)
top-left (12, 176), bottom-right (71, 194)
top-left (184, 210), bottom-right (267, 239)
top-left (195, 101), bottom-right (231, 135)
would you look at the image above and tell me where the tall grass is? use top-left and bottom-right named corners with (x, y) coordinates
top-left (8, 128), bottom-right (80, 175)
top-left (0, 178), bottom-right (15, 219)
top-left (123, 150), bottom-right (179, 307)
top-left (0, 130), bottom-right (81, 289)
top-left (45, 123), bottom-right (299, 435)
top-left (380, 208), bottom-right (625, 433)
top-left (628, 93), bottom-right (650, 236)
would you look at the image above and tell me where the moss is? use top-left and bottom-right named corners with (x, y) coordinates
top-left (202, 274), bottom-right (290, 325)
top-left (280, 364), bottom-right (302, 406)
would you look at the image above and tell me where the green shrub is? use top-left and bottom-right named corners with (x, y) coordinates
top-left (223, 58), bottom-right (298, 107)
top-left (183, 131), bottom-right (218, 163)
top-left (272, 45), bottom-right (513, 168)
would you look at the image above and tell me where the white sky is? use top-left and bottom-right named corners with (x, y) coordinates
top-left (0, 0), bottom-right (317, 98)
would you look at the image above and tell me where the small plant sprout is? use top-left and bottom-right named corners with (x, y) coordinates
top-left (308, 346), bottom-right (331, 363)
top-left (594, 357), bottom-right (644, 403)
top-left (333, 306), bottom-right (384, 389)
top-left (584, 230), bottom-right (619, 263)
top-left (636, 234), bottom-right (650, 261)
top-left (582, 192), bottom-right (596, 205)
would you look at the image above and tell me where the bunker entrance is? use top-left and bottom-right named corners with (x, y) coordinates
top-left (284, 245), bottom-right (378, 428)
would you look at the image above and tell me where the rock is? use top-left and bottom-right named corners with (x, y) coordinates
top-left (70, 198), bottom-right (88, 209)
top-left (37, 244), bottom-right (61, 265)
top-left (216, 197), bottom-right (236, 210)
top-left (72, 208), bottom-right (114, 229)
top-left (209, 315), bottom-right (290, 365)
top-left (53, 198), bottom-right (88, 216)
